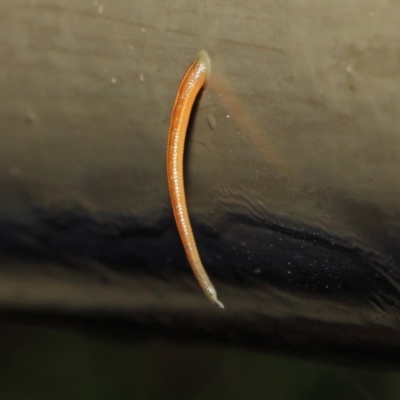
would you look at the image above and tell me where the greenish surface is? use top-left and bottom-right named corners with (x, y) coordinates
top-left (0, 323), bottom-right (398, 399)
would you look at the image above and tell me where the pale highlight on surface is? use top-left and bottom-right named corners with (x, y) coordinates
top-left (167, 50), bottom-right (224, 309)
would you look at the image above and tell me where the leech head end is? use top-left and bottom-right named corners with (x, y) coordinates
top-left (215, 299), bottom-right (225, 309)
top-left (211, 295), bottom-right (224, 309)
top-left (197, 50), bottom-right (211, 83)
top-left (208, 288), bottom-right (224, 309)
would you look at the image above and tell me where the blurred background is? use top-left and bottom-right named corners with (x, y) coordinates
top-left (0, 322), bottom-right (399, 400)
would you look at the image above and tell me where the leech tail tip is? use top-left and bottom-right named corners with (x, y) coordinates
top-left (214, 299), bottom-right (225, 309)
top-left (210, 290), bottom-right (224, 309)
top-left (197, 50), bottom-right (211, 82)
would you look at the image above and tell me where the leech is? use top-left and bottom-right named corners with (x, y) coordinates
top-left (167, 50), bottom-right (224, 309)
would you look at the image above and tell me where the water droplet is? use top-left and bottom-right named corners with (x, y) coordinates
top-left (207, 114), bottom-right (217, 130)
top-left (25, 110), bottom-right (37, 125)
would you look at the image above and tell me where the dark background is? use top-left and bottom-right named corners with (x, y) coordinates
top-left (0, 323), bottom-right (398, 400)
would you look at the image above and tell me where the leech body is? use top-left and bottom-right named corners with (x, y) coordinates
top-left (167, 50), bottom-right (224, 309)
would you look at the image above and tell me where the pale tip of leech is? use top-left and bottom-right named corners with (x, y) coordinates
top-left (215, 299), bottom-right (225, 309)
top-left (210, 292), bottom-right (224, 309)
top-left (197, 50), bottom-right (211, 83)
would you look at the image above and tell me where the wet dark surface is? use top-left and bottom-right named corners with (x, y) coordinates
top-left (1, 0), bottom-right (400, 370)
top-left (1, 204), bottom-right (399, 304)
top-left (0, 204), bottom-right (399, 368)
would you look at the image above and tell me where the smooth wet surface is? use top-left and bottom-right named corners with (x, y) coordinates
top-left (0, 0), bottom-right (400, 367)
